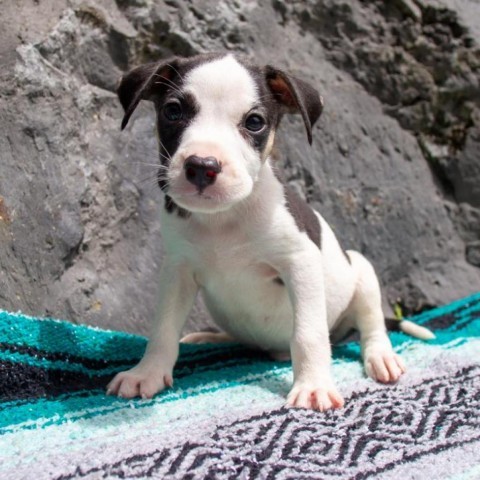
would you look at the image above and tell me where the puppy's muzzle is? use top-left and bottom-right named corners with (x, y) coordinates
top-left (184, 155), bottom-right (222, 192)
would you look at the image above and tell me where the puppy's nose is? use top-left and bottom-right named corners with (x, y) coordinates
top-left (184, 155), bottom-right (221, 191)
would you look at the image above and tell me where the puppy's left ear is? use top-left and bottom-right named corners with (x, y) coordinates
top-left (117, 58), bottom-right (179, 130)
top-left (265, 66), bottom-right (323, 145)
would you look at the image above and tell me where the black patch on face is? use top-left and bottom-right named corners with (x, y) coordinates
top-left (149, 56), bottom-right (226, 215)
top-left (155, 91), bottom-right (199, 168)
top-left (239, 111), bottom-right (272, 153)
top-left (237, 60), bottom-right (283, 157)
top-left (117, 53), bottom-right (229, 176)
top-left (273, 277), bottom-right (285, 286)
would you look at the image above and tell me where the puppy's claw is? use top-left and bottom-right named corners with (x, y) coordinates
top-left (164, 374), bottom-right (173, 388)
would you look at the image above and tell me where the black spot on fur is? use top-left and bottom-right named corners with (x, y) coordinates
top-left (164, 195), bottom-right (190, 218)
top-left (271, 166), bottom-right (321, 248)
top-left (283, 185), bottom-right (322, 248)
top-left (164, 195), bottom-right (176, 213)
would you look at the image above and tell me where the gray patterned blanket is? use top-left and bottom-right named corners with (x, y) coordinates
top-left (1, 293), bottom-right (479, 479)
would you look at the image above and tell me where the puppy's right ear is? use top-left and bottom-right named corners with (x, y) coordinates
top-left (265, 66), bottom-right (323, 145)
top-left (117, 58), bottom-right (179, 130)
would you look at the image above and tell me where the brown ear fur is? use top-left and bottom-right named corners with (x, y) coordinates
top-left (265, 66), bottom-right (323, 144)
top-left (117, 59), bottom-right (178, 130)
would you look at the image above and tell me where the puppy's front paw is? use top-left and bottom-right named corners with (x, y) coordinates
top-left (106, 365), bottom-right (173, 400)
top-left (365, 350), bottom-right (406, 383)
top-left (286, 382), bottom-right (344, 411)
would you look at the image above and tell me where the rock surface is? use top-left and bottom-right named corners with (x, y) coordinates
top-left (0, 0), bottom-right (479, 335)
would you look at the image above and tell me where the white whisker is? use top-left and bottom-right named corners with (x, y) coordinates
top-left (157, 139), bottom-right (173, 163)
top-left (153, 77), bottom-right (184, 96)
top-left (165, 63), bottom-right (184, 82)
top-left (154, 82), bottom-right (183, 97)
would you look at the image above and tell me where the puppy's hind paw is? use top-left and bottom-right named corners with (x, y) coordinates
top-left (106, 367), bottom-right (173, 400)
top-left (180, 331), bottom-right (235, 344)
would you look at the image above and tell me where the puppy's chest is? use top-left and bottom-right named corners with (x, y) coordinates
top-left (182, 229), bottom-right (276, 287)
top-left (171, 223), bottom-right (292, 350)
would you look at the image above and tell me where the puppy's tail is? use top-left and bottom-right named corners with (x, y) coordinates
top-left (385, 318), bottom-right (436, 340)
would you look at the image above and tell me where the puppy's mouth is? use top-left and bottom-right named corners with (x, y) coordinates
top-left (169, 186), bottom-right (248, 213)
top-left (167, 174), bottom-right (253, 213)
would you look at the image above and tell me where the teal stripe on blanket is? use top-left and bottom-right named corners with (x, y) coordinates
top-left (0, 310), bottom-right (146, 361)
top-left (1, 292), bottom-right (478, 368)
top-left (0, 293), bottom-right (479, 436)
top-left (1, 295), bottom-right (479, 378)
top-left (410, 291), bottom-right (480, 324)
top-left (0, 309), bottom-right (239, 363)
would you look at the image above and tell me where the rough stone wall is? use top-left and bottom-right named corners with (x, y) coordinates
top-left (0, 0), bottom-right (479, 335)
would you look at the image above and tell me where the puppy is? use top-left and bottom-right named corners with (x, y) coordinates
top-left (107, 53), bottom-right (433, 411)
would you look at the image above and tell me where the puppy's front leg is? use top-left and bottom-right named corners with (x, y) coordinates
top-left (107, 261), bottom-right (198, 399)
top-left (283, 251), bottom-right (344, 411)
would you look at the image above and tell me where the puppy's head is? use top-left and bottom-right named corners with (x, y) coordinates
top-left (118, 53), bottom-right (323, 213)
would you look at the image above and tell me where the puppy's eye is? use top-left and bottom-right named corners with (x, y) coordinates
top-left (163, 101), bottom-right (183, 122)
top-left (245, 114), bottom-right (266, 132)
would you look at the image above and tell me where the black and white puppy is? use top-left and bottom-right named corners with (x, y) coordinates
top-left (107, 53), bottom-right (433, 411)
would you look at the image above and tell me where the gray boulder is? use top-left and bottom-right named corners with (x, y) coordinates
top-left (0, 0), bottom-right (478, 335)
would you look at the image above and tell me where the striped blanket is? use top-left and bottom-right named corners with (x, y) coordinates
top-left (1, 293), bottom-right (479, 479)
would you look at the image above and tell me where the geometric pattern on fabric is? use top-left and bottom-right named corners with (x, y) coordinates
top-left (1, 293), bottom-right (479, 479)
top-left (60, 365), bottom-right (480, 479)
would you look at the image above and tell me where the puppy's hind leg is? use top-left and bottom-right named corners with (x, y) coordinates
top-left (346, 251), bottom-right (406, 383)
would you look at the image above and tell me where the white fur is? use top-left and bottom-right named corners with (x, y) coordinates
top-left (107, 56), bottom-right (420, 410)
top-left (167, 55), bottom-right (261, 213)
